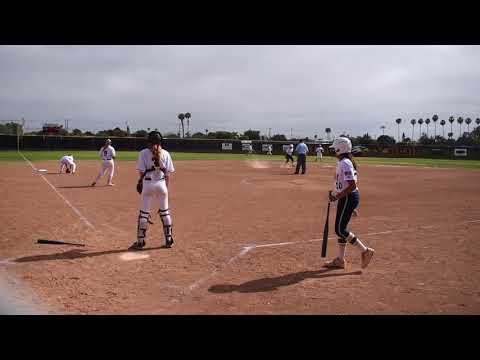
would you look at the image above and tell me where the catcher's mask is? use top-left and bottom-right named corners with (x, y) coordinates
top-left (147, 131), bottom-right (163, 145)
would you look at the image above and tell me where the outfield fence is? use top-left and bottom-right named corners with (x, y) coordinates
top-left (1, 134), bottom-right (480, 159)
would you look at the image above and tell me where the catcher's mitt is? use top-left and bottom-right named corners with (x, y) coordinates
top-left (136, 179), bottom-right (143, 194)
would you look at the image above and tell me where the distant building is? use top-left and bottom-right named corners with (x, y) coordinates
top-left (42, 123), bottom-right (63, 134)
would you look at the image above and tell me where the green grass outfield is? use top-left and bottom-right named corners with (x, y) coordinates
top-left (1, 150), bottom-right (480, 170)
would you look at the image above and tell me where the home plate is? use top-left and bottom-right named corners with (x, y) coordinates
top-left (119, 252), bottom-right (150, 261)
top-left (37, 169), bottom-right (48, 173)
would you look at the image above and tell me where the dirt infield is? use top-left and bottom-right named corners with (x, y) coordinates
top-left (1, 158), bottom-right (480, 314)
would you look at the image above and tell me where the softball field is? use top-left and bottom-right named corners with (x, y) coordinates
top-left (1, 154), bottom-right (480, 314)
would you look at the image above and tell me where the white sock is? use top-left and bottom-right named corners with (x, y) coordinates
top-left (338, 243), bottom-right (346, 260)
top-left (353, 238), bottom-right (368, 252)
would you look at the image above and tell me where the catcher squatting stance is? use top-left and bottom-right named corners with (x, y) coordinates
top-left (324, 137), bottom-right (375, 269)
top-left (130, 131), bottom-right (175, 250)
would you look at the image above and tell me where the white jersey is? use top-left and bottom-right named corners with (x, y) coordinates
top-left (286, 147), bottom-right (294, 155)
top-left (316, 146), bottom-right (324, 154)
top-left (335, 158), bottom-right (358, 193)
top-left (60, 155), bottom-right (74, 165)
top-left (137, 148), bottom-right (175, 181)
top-left (100, 145), bottom-right (116, 160)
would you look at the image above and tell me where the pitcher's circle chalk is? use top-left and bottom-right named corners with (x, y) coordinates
top-left (120, 252), bottom-right (150, 261)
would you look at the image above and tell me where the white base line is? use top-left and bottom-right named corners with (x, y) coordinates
top-left (19, 152), bottom-right (95, 230)
top-left (188, 246), bottom-right (254, 292)
top-left (249, 220), bottom-right (480, 249)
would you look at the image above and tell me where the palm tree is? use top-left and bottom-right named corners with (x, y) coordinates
top-left (185, 112), bottom-right (191, 137)
top-left (425, 118), bottom-right (430, 137)
top-left (395, 118), bottom-right (402, 142)
top-left (457, 117), bottom-right (464, 137)
top-left (432, 114), bottom-right (439, 138)
top-left (418, 118), bottom-right (424, 137)
top-left (380, 125), bottom-right (386, 136)
top-left (440, 120), bottom-right (446, 137)
top-left (465, 117), bottom-right (472, 133)
top-left (410, 119), bottom-right (416, 141)
top-left (178, 113), bottom-right (185, 138)
top-left (448, 116), bottom-right (455, 136)
top-left (448, 132), bottom-right (453, 140)
top-left (325, 128), bottom-right (332, 141)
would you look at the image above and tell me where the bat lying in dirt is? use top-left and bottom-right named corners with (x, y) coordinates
top-left (37, 239), bottom-right (85, 247)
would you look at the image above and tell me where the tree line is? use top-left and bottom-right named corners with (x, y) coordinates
top-left (2, 117), bottom-right (480, 146)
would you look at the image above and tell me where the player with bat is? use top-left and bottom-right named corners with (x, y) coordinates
top-left (322, 137), bottom-right (375, 269)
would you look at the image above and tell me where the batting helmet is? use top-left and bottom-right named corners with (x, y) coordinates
top-left (147, 131), bottom-right (163, 145)
top-left (330, 137), bottom-right (352, 155)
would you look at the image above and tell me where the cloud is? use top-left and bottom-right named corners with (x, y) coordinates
top-left (0, 45), bottom-right (479, 138)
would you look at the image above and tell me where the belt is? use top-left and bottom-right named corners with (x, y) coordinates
top-left (144, 177), bottom-right (165, 181)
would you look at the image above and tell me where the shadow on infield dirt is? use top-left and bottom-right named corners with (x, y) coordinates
top-left (14, 244), bottom-right (169, 263)
top-left (208, 269), bottom-right (362, 293)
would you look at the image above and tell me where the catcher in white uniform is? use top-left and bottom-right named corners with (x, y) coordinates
top-left (91, 139), bottom-right (116, 187)
top-left (130, 131), bottom-right (175, 250)
top-left (59, 154), bottom-right (76, 174)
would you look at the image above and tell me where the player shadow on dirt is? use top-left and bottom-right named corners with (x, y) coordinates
top-left (208, 269), bottom-right (362, 294)
top-left (14, 244), bottom-right (168, 263)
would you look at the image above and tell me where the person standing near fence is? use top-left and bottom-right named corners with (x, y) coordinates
top-left (294, 139), bottom-right (309, 174)
top-left (315, 144), bottom-right (324, 161)
top-left (285, 144), bottom-right (295, 167)
top-left (91, 139), bottom-right (116, 187)
top-left (267, 144), bottom-right (273, 155)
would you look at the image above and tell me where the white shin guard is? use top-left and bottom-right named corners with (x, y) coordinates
top-left (137, 210), bottom-right (150, 241)
top-left (158, 208), bottom-right (173, 241)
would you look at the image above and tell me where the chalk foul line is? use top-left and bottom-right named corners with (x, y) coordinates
top-left (19, 152), bottom-right (95, 230)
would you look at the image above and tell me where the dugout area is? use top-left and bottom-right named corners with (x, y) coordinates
top-left (1, 159), bottom-right (480, 314)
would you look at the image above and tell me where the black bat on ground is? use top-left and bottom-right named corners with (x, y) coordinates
top-left (37, 239), bottom-right (85, 247)
top-left (321, 198), bottom-right (331, 258)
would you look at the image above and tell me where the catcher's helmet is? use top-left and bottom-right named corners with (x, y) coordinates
top-left (329, 137), bottom-right (352, 155)
top-left (147, 131), bottom-right (163, 145)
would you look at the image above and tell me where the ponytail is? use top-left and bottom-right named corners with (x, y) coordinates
top-left (339, 153), bottom-right (358, 170)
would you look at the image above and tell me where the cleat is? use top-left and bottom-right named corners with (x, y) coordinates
top-left (91, 182), bottom-right (96, 187)
top-left (323, 257), bottom-right (347, 269)
top-left (129, 240), bottom-right (145, 250)
top-left (361, 248), bottom-right (375, 268)
top-left (108, 183), bottom-right (115, 186)
top-left (165, 237), bottom-right (174, 248)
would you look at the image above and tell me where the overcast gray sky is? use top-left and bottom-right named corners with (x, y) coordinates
top-left (1, 45), bottom-right (479, 139)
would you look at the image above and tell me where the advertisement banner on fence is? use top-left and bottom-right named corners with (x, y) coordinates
top-left (454, 148), bottom-right (467, 157)
top-left (221, 143), bottom-right (232, 151)
top-left (262, 144), bottom-right (272, 152)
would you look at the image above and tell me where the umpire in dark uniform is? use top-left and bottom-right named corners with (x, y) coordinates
top-left (294, 139), bottom-right (309, 174)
